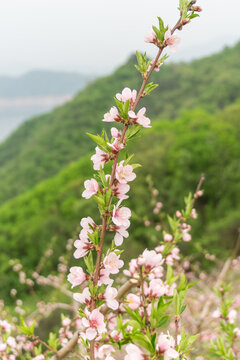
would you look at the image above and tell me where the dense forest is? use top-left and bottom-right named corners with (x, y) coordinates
top-left (0, 42), bottom-right (240, 299)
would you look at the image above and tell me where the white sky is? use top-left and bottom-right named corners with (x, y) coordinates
top-left (0, 0), bottom-right (239, 76)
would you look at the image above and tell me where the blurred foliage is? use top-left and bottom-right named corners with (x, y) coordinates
top-left (0, 42), bottom-right (239, 204)
top-left (1, 101), bottom-right (240, 299)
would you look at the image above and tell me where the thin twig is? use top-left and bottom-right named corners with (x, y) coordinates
top-left (198, 230), bottom-right (240, 331)
top-left (139, 266), bottom-right (148, 326)
top-left (174, 316), bottom-right (180, 349)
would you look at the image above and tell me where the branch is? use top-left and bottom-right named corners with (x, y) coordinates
top-left (50, 280), bottom-right (135, 359)
top-left (58, 10), bottom-right (187, 360)
top-left (198, 230), bottom-right (240, 330)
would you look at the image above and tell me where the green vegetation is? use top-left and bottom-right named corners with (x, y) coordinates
top-left (1, 101), bottom-right (240, 299)
top-left (0, 42), bottom-right (240, 205)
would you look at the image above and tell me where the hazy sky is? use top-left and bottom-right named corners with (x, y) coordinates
top-left (0, 0), bottom-right (239, 76)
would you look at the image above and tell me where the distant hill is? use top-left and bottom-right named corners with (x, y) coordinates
top-left (0, 42), bottom-right (239, 205)
top-left (0, 70), bottom-right (90, 98)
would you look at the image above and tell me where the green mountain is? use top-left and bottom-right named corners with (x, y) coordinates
top-left (1, 102), bottom-right (240, 298)
top-left (0, 42), bottom-right (240, 205)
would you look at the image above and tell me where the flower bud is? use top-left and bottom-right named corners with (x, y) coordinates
top-left (191, 5), bottom-right (202, 12)
top-left (182, 18), bottom-right (190, 26)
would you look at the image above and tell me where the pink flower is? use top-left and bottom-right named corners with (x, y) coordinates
top-left (164, 233), bottom-right (173, 242)
top-left (80, 216), bottom-right (96, 237)
top-left (98, 268), bottom-right (113, 286)
top-left (212, 309), bottom-right (221, 319)
top-left (126, 293), bottom-right (141, 310)
top-left (190, 208), bottom-right (198, 219)
top-left (97, 344), bottom-right (115, 359)
top-left (82, 309), bottom-right (106, 340)
top-left (73, 239), bottom-right (93, 259)
top-left (116, 161), bottom-right (136, 184)
top-left (0, 320), bottom-right (11, 333)
top-left (6, 336), bottom-right (16, 348)
top-left (108, 139), bottom-right (124, 152)
top-left (150, 265), bottom-right (164, 279)
top-left (166, 248), bottom-right (180, 265)
top-left (228, 309), bottom-right (237, 324)
top-left (103, 252), bottom-right (124, 274)
top-left (138, 249), bottom-right (163, 268)
top-left (73, 287), bottom-right (91, 305)
top-left (149, 279), bottom-right (166, 297)
top-left (123, 258), bottom-right (138, 278)
top-left (62, 317), bottom-right (71, 327)
top-left (112, 201), bottom-right (131, 227)
top-left (128, 108), bottom-right (151, 128)
top-left (103, 106), bottom-right (121, 122)
top-left (67, 266), bottom-right (87, 288)
top-left (144, 29), bottom-right (158, 44)
top-left (156, 333), bottom-right (179, 360)
top-left (32, 356), bottom-right (45, 360)
top-left (104, 286), bottom-right (119, 310)
top-left (182, 231), bottom-right (192, 242)
top-left (91, 146), bottom-right (110, 170)
top-left (164, 29), bottom-right (181, 53)
top-left (113, 225), bottom-right (129, 246)
top-left (106, 356), bottom-right (115, 360)
top-left (194, 190), bottom-right (203, 198)
top-left (233, 328), bottom-right (240, 338)
top-left (0, 343), bottom-right (7, 352)
top-left (148, 59), bottom-right (163, 72)
top-left (111, 127), bottom-right (121, 139)
top-left (176, 210), bottom-right (182, 218)
top-left (164, 348), bottom-right (179, 360)
top-left (116, 87), bottom-right (137, 105)
top-left (111, 330), bottom-right (123, 342)
top-left (124, 344), bottom-right (144, 360)
top-left (82, 179), bottom-right (99, 199)
top-left (165, 284), bottom-right (176, 297)
top-left (113, 183), bottom-right (130, 200)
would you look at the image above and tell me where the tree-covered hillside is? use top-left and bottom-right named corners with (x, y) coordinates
top-left (0, 42), bottom-right (239, 205)
top-left (1, 102), bottom-right (240, 298)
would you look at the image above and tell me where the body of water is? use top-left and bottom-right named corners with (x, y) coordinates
top-left (0, 95), bottom-right (72, 142)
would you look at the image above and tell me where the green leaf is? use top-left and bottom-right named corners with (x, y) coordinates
top-left (87, 133), bottom-right (111, 153)
top-left (156, 315), bottom-right (169, 327)
top-left (152, 25), bottom-right (160, 39)
top-left (174, 289), bottom-right (187, 316)
top-left (48, 332), bottom-right (60, 350)
top-left (136, 51), bottom-right (143, 67)
top-left (131, 163), bottom-right (142, 170)
top-left (124, 154), bottom-right (135, 165)
top-left (158, 17), bottom-right (164, 31)
top-left (178, 272), bottom-right (187, 291)
top-left (122, 99), bottom-right (130, 119)
top-left (124, 307), bottom-right (145, 328)
top-left (131, 333), bottom-right (154, 353)
top-left (127, 320), bottom-right (141, 330)
top-left (126, 125), bottom-right (141, 140)
top-left (18, 316), bottom-right (35, 336)
top-left (180, 304), bottom-right (187, 314)
top-left (105, 187), bottom-right (113, 205)
top-left (144, 82), bottom-right (159, 96)
top-left (84, 251), bottom-right (94, 274)
top-left (114, 97), bottom-right (124, 113)
top-left (189, 13), bottom-right (200, 19)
